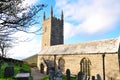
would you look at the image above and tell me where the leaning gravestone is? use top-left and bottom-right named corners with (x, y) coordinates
top-left (4, 67), bottom-right (14, 78)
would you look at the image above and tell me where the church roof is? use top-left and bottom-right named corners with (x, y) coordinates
top-left (39, 38), bottom-right (120, 55)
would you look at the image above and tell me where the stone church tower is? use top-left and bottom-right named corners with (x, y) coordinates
top-left (42, 7), bottom-right (64, 49)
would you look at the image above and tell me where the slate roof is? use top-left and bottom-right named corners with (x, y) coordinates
top-left (39, 38), bottom-right (120, 55)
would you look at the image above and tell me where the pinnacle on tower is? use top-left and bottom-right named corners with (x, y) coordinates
top-left (50, 6), bottom-right (53, 17)
top-left (61, 10), bottom-right (63, 20)
top-left (43, 11), bottom-right (45, 20)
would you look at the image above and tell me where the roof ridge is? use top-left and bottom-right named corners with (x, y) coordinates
top-left (48, 37), bottom-right (120, 47)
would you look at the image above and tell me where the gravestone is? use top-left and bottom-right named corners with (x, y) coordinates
top-left (92, 76), bottom-right (95, 80)
top-left (78, 71), bottom-right (84, 80)
top-left (15, 73), bottom-right (30, 80)
top-left (97, 74), bottom-right (101, 80)
top-left (66, 69), bottom-right (70, 80)
top-left (4, 67), bottom-right (14, 78)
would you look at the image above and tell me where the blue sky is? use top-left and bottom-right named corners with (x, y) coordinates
top-left (9, 0), bottom-right (120, 59)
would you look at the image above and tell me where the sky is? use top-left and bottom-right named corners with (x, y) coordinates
top-left (9, 0), bottom-right (120, 59)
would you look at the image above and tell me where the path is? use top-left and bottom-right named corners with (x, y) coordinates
top-left (31, 68), bottom-right (46, 80)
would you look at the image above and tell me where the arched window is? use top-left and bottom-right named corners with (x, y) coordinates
top-left (58, 57), bottom-right (65, 72)
top-left (80, 57), bottom-right (91, 77)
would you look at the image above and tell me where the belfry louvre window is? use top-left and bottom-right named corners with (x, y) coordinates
top-left (80, 57), bottom-right (91, 76)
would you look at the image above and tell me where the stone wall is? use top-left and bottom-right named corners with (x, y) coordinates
top-left (42, 15), bottom-right (63, 48)
top-left (42, 18), bottom-right (51, 48)
top-left (105, 53), bottom-right (120, 80)
top-left (38, 53), bottom-right (120, 80)
top-left (51, 17), bottom-right (63, 45)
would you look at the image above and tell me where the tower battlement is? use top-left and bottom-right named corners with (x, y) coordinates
top-left (42, 7), bottom-right (64, 49)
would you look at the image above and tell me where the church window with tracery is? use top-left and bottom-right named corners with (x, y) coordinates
top-left (80, 57), bottom-right (91, 77)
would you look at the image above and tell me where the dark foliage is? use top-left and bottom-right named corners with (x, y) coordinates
top-left (20, 68), bottom-right (29, 73)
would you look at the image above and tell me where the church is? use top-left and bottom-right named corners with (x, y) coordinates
top-left (24, 7), bottom-right (120, 80)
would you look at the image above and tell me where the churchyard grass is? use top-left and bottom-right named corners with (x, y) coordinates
top-left (42, 76), bottom-right (49, 80)
top-left (62, 75), bottom-right (77, 80)
top-left (0, 61), bottom-right (32, 80)
top-left (42, 75), bottom-right (77, 80)
top-left (0, 63), bottom-right (6, 78)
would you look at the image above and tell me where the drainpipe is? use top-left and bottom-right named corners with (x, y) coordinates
top-left (54, 55), bottom-right (56, 72)
top-left (102, 54), bottom-right (105, 80)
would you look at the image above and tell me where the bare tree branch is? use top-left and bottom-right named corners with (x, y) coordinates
top-left (0, 0), bottom-right (46, 57)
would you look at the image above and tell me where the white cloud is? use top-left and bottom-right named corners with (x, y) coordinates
top-left (9, 31), bottom-right (41, 59)
top-left (9, 38), bottom-right (41, 59)
top-left (64, 22), bottom-right (74, 40)
top-left (8, 26), bottom-right (41, 59)
top-left (55, 0), bottom-right (120, 40)
top-left (22, 0), bottom-right (38, 7)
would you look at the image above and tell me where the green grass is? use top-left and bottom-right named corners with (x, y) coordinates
top-left (14, 65), bottom-right (21, 75)
top-left (0, 62), bottom-right (32, 80)
top-left (0, 78), bottom-right (14, 80)
top-left (0, 76), bottom-right (33, 80)
top-left (0, 63), bottom-right (6, 78)
top-left (62, 76), bottom-right (77, 80)
top-left (43, 76), bottom-right (49, 80)
top-left (21, 64), bottom-right (31, 72)
top-left (42, 75), bottom-right (77, 80)
top-left (29, 76), bottom-right (33, 80)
